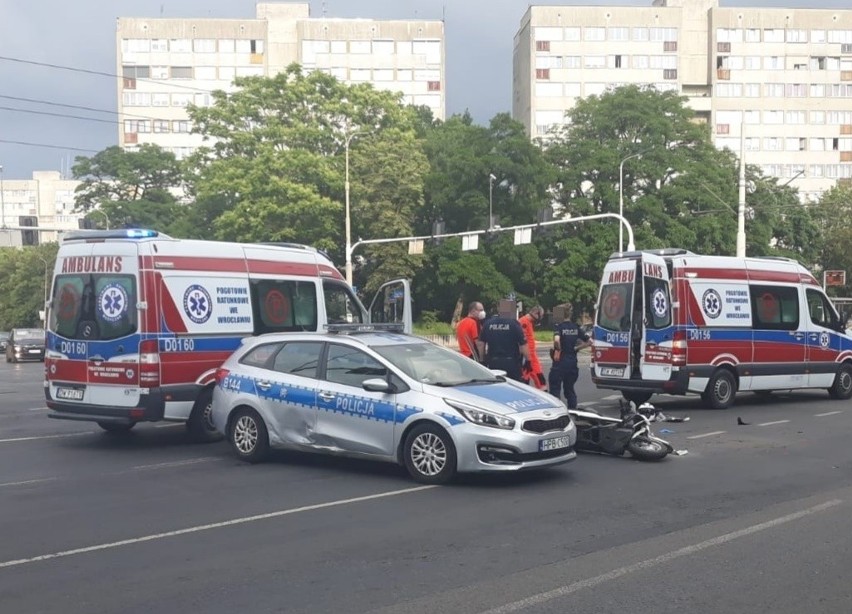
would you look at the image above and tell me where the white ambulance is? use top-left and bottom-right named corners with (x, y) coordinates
top-left (44, 229), bottom-right (411, 438)
top-left (592, 249), bottom-right (852, 409)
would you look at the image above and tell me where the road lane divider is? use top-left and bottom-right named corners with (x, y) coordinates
top-left (758, 420), bottom-right (790, 427)
top-left (131, 458), bottom-right (219, 471)
top-left (0, 477), bottom-right (57, 488)
top-left (686, 431), bottom-right (726, 440)
top-left (815, 411), bottom-right (843, 417)
top-left (0, 484), bottom-right (438, 569)
top-left (0, 432), bottom-right (94, 444)
top-left (479, 499), bottom-right (843, 614)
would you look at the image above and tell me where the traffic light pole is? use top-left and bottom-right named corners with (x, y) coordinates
top-left (347, 212), bottom-right (635, 275)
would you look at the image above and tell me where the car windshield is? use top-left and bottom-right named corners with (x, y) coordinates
top-left (0, 332), bottom-right (9, 340)
top-left (16, 329), bottom-right (44, 340)
top-left (372, 342), bottom-right (502, 386)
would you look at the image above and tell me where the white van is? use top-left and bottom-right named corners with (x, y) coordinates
top-left (44, 229), bottom-right (411, 438)
top-left (592, 249), bottom-right (852, 409)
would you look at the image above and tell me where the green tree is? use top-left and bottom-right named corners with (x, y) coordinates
top-left (0, 244), bottom-right (58, 329)
top-left (187, 65), bottom-right (427, 268)
top-left (811, 184), bottom-right (852, 295)
top-left (71, 144), bottom-right (185, 233)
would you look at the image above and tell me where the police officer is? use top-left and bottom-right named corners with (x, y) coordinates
top-left (477, 303), bottom-right (530, 382)
top-left (548, 305), bottom-right (592, 408)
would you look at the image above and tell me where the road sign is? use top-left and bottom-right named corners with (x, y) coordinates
top-left (824, 270), bottom-right (846, 287)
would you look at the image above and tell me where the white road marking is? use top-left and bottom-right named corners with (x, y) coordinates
top-left (815, 411), bottom-right (843, 417)
top-left (153, 423), bottom-right (184, 429)
top-left (132, 458), bottom-right (217, 470)
top-left (480, 499), bottom-right (842, 614)
top-left (27, 407), bottom-right (48, 412)
top-left (0, 432), bottom-right (93, 444)
top-left (758, 420), bottom-right (790, 427)
top-left (0, 485), bottom-right (437, 569)
top-left (686, 431), bottom-right (727, 440)
top-left (0, 477), bottom-right (57, 488)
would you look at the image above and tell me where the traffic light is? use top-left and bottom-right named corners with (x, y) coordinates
top-left (19, 216), bottom-right (39, 246)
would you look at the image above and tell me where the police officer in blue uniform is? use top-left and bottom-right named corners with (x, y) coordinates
top-left (549, 305), bottom-right (592, 407)
top-left (477, 303), bottom-right (530, 382)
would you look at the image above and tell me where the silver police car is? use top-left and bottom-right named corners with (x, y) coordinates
top-left (211, 327), bottom-right (576, 484)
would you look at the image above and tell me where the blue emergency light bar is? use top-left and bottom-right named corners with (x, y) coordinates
top-left (63, 229), bottom-right (165, 242)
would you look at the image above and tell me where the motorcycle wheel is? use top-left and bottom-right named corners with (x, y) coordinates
top-left (627, 437), bottom-right (669, 461)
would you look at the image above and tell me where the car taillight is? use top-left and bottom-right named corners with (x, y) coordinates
top-left (139, 339), bottom-right (160, 388)
top-left (672, 330), bottom-right (687, 366)
top-left (215, 368), bottom-right (230, 385)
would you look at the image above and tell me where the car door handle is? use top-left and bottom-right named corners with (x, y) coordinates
top-left (89, 354), bottom-right (105, 362)
top-left (319, 391), bottom-right (335, 401)
top-left (256, 381), bottom-right (272, 391)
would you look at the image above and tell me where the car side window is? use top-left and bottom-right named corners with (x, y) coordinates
top-left (271, 342), bottom-right (323, 379)
top-left (240, 343), bottom-right (283, 369)
top-left (750, 285), bottom-right (799, 330)
top-left (324, 345), bottom-right (388, 388)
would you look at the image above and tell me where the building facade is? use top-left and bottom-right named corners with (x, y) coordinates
top-left (513, 0), bottom-right (852, 201)
top-left (0, 171), bottom-right (82, 246)
top-left (116, 2), bottom-right (445, 160)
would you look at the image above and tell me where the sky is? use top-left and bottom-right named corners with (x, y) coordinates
top-left (0, 0), bottom-right (848, 178)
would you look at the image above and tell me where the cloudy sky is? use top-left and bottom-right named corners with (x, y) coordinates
top-left (0, 0), bottom-right (847, 178)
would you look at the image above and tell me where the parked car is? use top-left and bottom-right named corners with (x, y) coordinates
top-left (6, 328), bottom-right (46, 362)
top-left (0, 331), bottom-right (9, 354)
top-left (211, 326), bottom-right (577, 484)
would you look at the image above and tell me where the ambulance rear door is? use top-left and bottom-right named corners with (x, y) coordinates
top-left (594, 258), bottom-right (635, 381)
top-left (639, 253), bottom-right (674, 383)
top-left (368, 279), bottom-right (412, 334)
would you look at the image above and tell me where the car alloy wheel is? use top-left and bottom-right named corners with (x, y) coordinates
top-left (410, 432), bottom-right (448, 477)
top-left (233, 415), bottom-right (259, 455)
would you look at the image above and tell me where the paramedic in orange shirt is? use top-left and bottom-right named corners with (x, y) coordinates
top-left (456, 301), bottom-right (485, 361)
top-left (519, 305), bottom-right (547, 389)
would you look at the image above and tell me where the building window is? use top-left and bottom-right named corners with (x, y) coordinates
top-left (350, 68), bottom-right (371, 81)
top-left (632, 27), bottom-right (649, 42)
top-left (536, 56), bottom-right (562, 69)
top-left (535, 82), bottom-right (563, 97)
top-left (564, 55), bottom-right (581, 69)
top-left (663, 69), bottom-right (677, 80)
top-left (612, 55), bottom-right (623, 68)
top-left (372, 40), bottom-right (394, 55)
top-left (584, 55), bottom-right (605, 69)
top-left (535, 68), bottom-right (551, 80)
top-left (764, 56), bottom-right (784, 70)
top-left (169, 39), bottom-right (191, 52)
top-left (330, 40), bottom-right (346, 54)
top-left (744, 56), bottom-right (761, 69)
top-left (195, 66), bottom-right (217, 80)
top-left (153, 120), bottom-right (170, 133)
top-left (651, 27), bottom-right (678, 42)
top-left (536, 40), bottom-right (550, 52)
top-left (632, 55), bottom-right (649, 69)
top-left (171, 93), bottom-right (192, 107)
top-left (763, 110), bottom-right (784, 124)
top-left (717, 42), bottom-right (731, 53)
top-left (124, 120), bottom-right (150, 133)
top-left (786, 29), bottom-right (807, 43)
top-left (122, 92), bottom-right (151, 106)
top-left (122, 65), bottom-right (150, 78)
top-left (664, 41), bottom-right (678, 52)
top-left (173, 120), bottom-right (191, 133)
top-left (745, 29), bottom-right (761, 42)
top-left (764, 29), bottom-right (784, 43)
top-left (744, 110), bottom-right (760, 124)
top-left (427, 81), bottom-right (441, 92)
top-left (122, 39), bottom-right (151, 53)
top-left (151, 65), bottom-right (169, 79)
top-left (785, 83), bottom-right (807, 97)
top-left (608, 27), bottom-right (628, 41)
top-left (744, 83), bottom-right (761, 97)
top-left (193, 39), bottom-right (216, 53)
top-left (170, 66), bottom-right (193, 79)
top-left (716, 124), bottom-right (730, 135)
top-left (151, 93), bottom-right (170, 106)
top-left (564, 27), bottom-right (581, 41)
top-left (584, 27), bottom-right (605, 42)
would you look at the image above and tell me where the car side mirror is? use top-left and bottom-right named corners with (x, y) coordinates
top-left (362, 378), bottom-right (392, 393)
top-left (489, 369), bottom-right (508, 378)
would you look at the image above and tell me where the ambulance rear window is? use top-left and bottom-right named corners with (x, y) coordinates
top-left (49, 274), bottom-right (138, 341)
top-left (598, 283), bottom-right (633, 332)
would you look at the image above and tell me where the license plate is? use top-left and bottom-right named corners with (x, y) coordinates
top-left (539, 436), bottom-right (571, 452)
top-left (601, 367), bottom-right (625, 377)
top-left (56, 387), bottom-right (84, 401)
top-left (28, 349), bottom-right (41, 354)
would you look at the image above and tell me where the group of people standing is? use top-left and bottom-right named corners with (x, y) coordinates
top-left (455, 301), bottom-right (591, 408)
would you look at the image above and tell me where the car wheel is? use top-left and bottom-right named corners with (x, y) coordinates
top-left (186, 389), bottom-right (223, 443)
top-left (229, 408), bottom-right (269, 464)
top-left (97, 422), bottom-right (135, 433)
top-left (703, 369), bottom-right (737, 409)
top-left (829, 363), bottom-right (852, 400)
top-left (403, 423), bottom-right (457, 485)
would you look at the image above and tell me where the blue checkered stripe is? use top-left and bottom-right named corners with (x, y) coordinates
top-left (436, 411), bottom-right (466, 426)
top-left (219, 374), bottom-right (316, 410)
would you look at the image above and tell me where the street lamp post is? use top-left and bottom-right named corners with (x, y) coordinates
top-left (618, 151), bottom-right (648, 253)
top-left (343, 128), bottom-right (373, 286)
top-left (488, 173), bottom-right (496, 230)
top-left (89, 209), bottom-right (110, 230)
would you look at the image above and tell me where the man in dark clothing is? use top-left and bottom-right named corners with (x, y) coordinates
top-left (549, 306), bottom-right (592, 407)
top-left (477, 305), bottom-right (530, 382)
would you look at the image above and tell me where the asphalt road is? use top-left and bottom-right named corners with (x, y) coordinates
top-left (2, 358), bottom-right (852, 614)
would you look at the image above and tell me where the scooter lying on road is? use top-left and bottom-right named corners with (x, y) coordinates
top-left (568, 401), bottom-right (675, 461)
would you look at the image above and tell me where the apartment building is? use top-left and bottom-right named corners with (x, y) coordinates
top-left (0, 171), bottom-right (82, 246)
top-left (116, 2), bottom-right (445, 161)
top-left (513, 0), bottom-right (852, 201)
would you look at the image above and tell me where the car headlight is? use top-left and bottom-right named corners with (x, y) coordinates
top-left (444, 399), bottom-right (515, 430)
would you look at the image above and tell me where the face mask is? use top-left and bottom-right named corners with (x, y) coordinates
top-left (477, 310), bottom-right (486, 320)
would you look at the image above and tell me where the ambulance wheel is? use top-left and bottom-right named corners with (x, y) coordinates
top-left (229, 408), bottom-right (269, 464)
top-left (622, 391), bottom-right (653, 406)
top-left (97, 422), bottom-right (135, 433)
top-left (403, 423), bottom-right (457, 485)
top-left (828, 363), bottom-right (852, 400)
top-left (703, 370), bottom-right (737, 409)
top-left (187, 389), bottom-right (223, 443)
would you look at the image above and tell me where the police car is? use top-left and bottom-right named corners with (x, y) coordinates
top-left (211, 325), bottom-right (576, 484)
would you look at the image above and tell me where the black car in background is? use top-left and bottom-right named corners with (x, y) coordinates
top-left (5, 328), bottom-right (45, 362)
